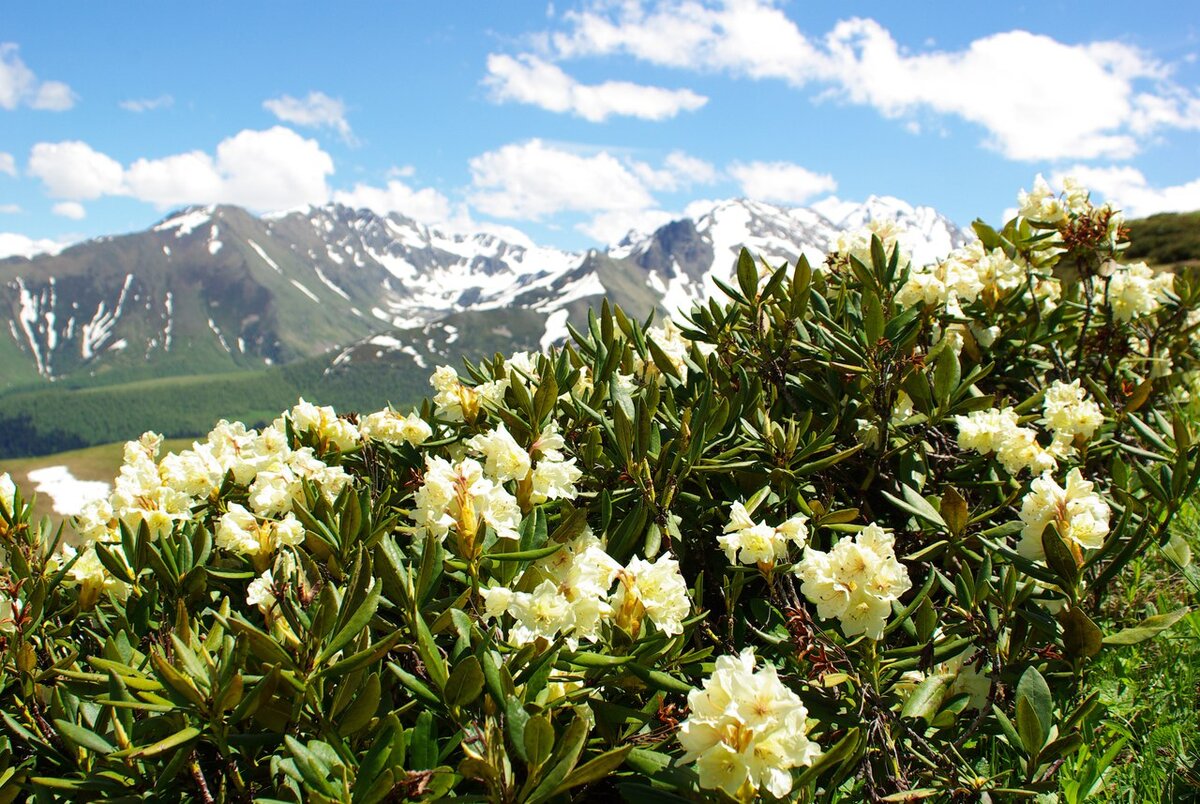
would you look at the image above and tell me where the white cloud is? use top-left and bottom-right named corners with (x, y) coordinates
top-left (119, 95), bottom-right (174, 112)
top-left (543, 2), bottom-right (1200, 161)
top-left (632, 150), bottom-right (719, 191)
top-left (28, 141), bottom-right (125, 199)
top-left (578, 208), bottom-right (677, 244)
top-left (0, 204), bottom-right (20, 214)
top-left (29, 127), bottom-right (335, 212)
top-left (333, 178), bottom-right (454, 224)
top-left (52, 201), bottom-right (85, 220)
top-left (728, 160), bottom-right (836, 205)
top-left (0, 43), bottom-right (76, 111)
top-left (263, 91), bottom-right (354, 142)
top-left (468, 139), bottom-right (657, 219)
top-left (484, 53), bottom-right (707, 121)
top-left (0, 152), bottom-right (14, 177)
top-left (0, 232), bottom-right (71, 259)
top-left (1052, 166), bottom-right (1200, 217)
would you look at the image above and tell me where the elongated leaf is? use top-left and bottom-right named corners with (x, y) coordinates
top-left (316, 579), bottom-right (381, 666)
top-left (1103, 607), bottom-right (1190, 645)
top-left (53, 719), bottom-right (115, 755)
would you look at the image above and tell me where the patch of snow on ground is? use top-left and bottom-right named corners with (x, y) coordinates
top-left (541, 309), bottom-right (570, 350)
top-left (25, 466), bottom-right (110, 517)
top-left (290, 280), bottom-right (321, 303)
top-left (313, 265), bottom-right (350, 300)
top-left (248, 240), bottom-right (281, 272)
top-left (154, 207), bottom-right (213, 237)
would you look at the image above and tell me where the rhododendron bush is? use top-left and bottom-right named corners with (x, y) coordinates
top-left (0, 178), bottom-right (1198, 801)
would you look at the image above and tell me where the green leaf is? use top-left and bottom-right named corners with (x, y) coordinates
top-left (1016, 666), bottom-right (1052, 750)
top-left (1059, 607), bottom-right (1103, 658)
top-left (551, 745), bottom-right (634, 796)
top-left (523, 714), bottom-right (554, 770)
top-left (485, 543), bottom-right (563, 563)
top-left (53, 719), bottom-right (115, 755)
top-left (933, 348), bottom-right (960, 408)
top-left (1103, 607), bottom-right (1190, 646)
top-left (316, 579), bottom-right (381, 666)
top-left (899, 675), bottom-right (950, 724)
top-left (1016, 696), bottom-right (1045, 756)
top-left (736, 248), bottom-right (758, 301)
top-left (1041, 524), bottom-right (1079, 591)
top-left (445, 655), bottom-right (484, 708)
top-left (128, 726), bottom-right (201, 759)
top-left (524, 716), bottom-right (588, 804)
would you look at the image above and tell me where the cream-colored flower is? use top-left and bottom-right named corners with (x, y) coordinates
top-left (359, 409), bottom-right (432, 446)
top-left (1107, 262), bottom-right (1174, 322)
top-left (530, 458), bottom-right (582, 504)
top-left (718, 503), bottom-right (809, 566)
top-left (0, 472), bottom-right (17, 517)
top-left (246, 570), bottom-right (278, 614)
top-left (678, 649), bottom-right (820, 799)
top-left (1017, 174), bottom-right (1066, 224)
top-left (1018, 469), bottom-right (1111, 560)
top-left (795, 524), bottom-right (911, 639)
top-left (612, 554), bottom-right (690, 637)
top-left (466, 424), bottom-right (531, 483)
top-left (1041, 379), bottom-right (1104, 442)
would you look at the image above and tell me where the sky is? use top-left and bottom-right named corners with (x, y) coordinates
top-left (1, 1), bottom-right (1199, 256)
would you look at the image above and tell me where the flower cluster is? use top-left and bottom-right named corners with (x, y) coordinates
top-left (677, 649), bottom-right (821, 799)
top-left (1106, 261), bottom-right (1174, 322)
top-left (795, 524), bottom-right (912, 639)
top-left (954, 407), bottom-right (1058, 476)
top-left (896, 240), bottom-right (1031, 312)
top-left (833, 218), bottom-right (909, 270)
top-left (719, 502), bottom-right (808, 566)
top-left (483, 531), bottom-right (690, 644)
top-left (1018, 468), bottom-right (1111, 560)
top-left (431, 364), bottom-right (508, 422)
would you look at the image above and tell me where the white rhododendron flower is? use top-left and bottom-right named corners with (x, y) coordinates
top-left (466, 424), bottom-right (531, 484)
top-left (1041, 379), bottom-right (1104, 448)
top-left (530, 458), bottom-right (582, 504)
top-left (246, 570), bottom-right (278, 615)
top-left (612, 553), bottom-right (691, 637)
top-left (60, 543), bottom-right (131, 606)
top-left (507, 579), bottom-right (576, 644)
top-left (215, 504), bottom-right (305, 557)
top-left (718, 502), bottom-right (809, 566)
top-left (1018, 469), bottom-right (1111, 560)
top-left (279, 398), bottom-right (360, 451)
top-left (955, 408), bottom-right (1056, 476)
top-left (1106, 262), bottom-right (1174, 322)
top-left (678, 649), bottom-right (821, 799)
top-left (412, 457), bottom-right (521, 542)
top-left (108, 432), bottom-right (194, 539)
top-left (1017, 174), bottom-right (1066, 224)
top-left (0, 472), bottom-right (16, 516)
top-left (796, 524), bottom-right (912, 639)
top-left (835, 219), bottom-right (909, 270)
top-left (359, 409), bottom-right (432, 446)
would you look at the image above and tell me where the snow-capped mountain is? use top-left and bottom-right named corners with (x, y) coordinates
top-left (0, 196), bottom-right (966, 394)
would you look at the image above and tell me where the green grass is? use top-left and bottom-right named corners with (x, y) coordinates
top-left (1061, 504), bottom-right (1200, 801)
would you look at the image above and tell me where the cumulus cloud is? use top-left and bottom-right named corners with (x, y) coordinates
top-left (1052, 166), bottom-right (1200, 217)
top-left (119, 95), bottom-right (174, 112)
top-left (0, 152), bottom-right (14, 177)
top-left (29, 127), bottom-right (335, 212)
top-left (333, 178), bottom-right (454, 225)
top-left (263, 91), bottom-right (354, 143)
top-left (484, 53), bottom-right (707, 121)
top-left (578, 208), bottom-right (677, 244)
top-left (0, 44), bottom-right (76, 111)
top-left (52, 201), bottom-right (86, 220)
top-left (468, 139), bottom-right (658, 219)
top-left (0, 232), bottom-right (71, 260)
top-left (728, 160), bottom-right (836, 205)
top-left (28, 141), bottom-right (124, 199)
top-left (539, 1), bottom-right (1200, 161)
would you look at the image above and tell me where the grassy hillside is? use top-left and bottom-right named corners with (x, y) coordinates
top-left (1124, 210), bottom-right (1200, 269)
top-left (0, 356), bottom-right (430, 458)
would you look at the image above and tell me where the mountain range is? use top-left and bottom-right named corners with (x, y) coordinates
top-left (0, 195), bottom-right (964, 456)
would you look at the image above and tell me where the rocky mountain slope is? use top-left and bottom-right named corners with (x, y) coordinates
top-left (0, 195), bottom-right (965, 455)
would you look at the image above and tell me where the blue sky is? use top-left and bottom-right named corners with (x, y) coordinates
top-left (1, 1), bottom-right (1198, 255)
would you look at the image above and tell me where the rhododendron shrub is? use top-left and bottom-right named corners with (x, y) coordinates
top-left (0, 178), bottom-right (1197, 801)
